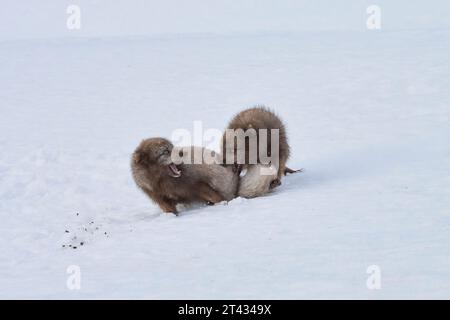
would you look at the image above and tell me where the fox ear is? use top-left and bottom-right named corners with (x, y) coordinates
top-left (133, 151), bottom-right (147, 165)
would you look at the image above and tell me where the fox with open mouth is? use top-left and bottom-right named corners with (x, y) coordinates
top-left (131, 137), bottom-right (238, 214)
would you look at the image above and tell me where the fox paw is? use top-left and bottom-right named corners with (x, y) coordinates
top-left (269, 179), bottom-right (282, 189)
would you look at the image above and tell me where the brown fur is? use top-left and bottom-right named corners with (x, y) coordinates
top-left (221, 106), bottom-right (298, 197)
top-left (131, 138), bottom-right (238, 214)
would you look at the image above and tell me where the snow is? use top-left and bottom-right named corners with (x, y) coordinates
top-left (3, 0), bottom-right (450, 40)
top-left (0, 29), bottom-right (449, 299)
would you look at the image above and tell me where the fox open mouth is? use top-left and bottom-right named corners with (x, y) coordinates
top-left (168, 163), bottom-right (181, 177)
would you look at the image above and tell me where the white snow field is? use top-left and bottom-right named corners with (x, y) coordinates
top-left (0, 29), bottom-right (449, 299)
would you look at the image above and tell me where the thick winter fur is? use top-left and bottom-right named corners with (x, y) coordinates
top-left (237, 164), bottom-right (277, 198)
top-left (221, 106), bottom-right (296, 198)
top-left (131, 138), bottom-right (238, 214)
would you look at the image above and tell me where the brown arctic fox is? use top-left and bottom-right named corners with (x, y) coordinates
top-left (221, 106), bottom-right (298, 198)
top-left (131, 138), bottom-right (238, 214)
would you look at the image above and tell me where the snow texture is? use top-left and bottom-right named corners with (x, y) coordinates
top-left (0, 28), bottom-right (449, 298)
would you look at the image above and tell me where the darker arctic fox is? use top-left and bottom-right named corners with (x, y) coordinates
top-left (131, 138), bottom-right (238, 214)
top-left (221, 106), bottom-right (298, 198)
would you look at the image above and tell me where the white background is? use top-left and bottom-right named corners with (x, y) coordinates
top-left (1, 0), bottom-right (450, 40)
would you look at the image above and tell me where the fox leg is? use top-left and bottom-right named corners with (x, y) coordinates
top-left (197, 183), bottom-right (225, 204)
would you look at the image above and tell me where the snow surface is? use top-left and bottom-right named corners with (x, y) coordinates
top-left (0, 29), bottom-right (449, 299)
top-left (3, 0), bottom-right (450, 40)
